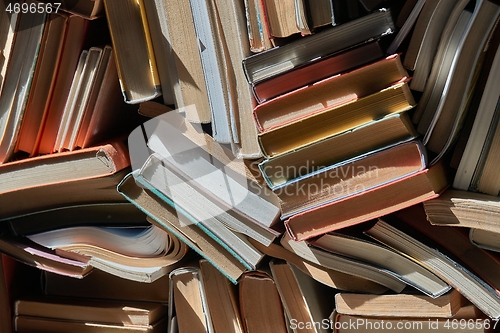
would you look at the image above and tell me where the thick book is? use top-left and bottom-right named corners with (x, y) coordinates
top-left (154, 0), bottom-right (211, 123)
top-left (168, 267), bottom-right (214, 333)
top-left (15, 297), bottom-right (167, 326)
top-left (423, 189), bottom-right (500, 233)
top-left (117, 172), bottom-right (248, 284)
top-left (242, 8), bottom-right (395, 84)
top-left (276, 141), bottom-right (427, 219)
top-left (0, 7), bottom-right (46, 163)
top-left (270, 260), bottom-right (334, 333)
top-left (0, 141), bottom-right (130, 219)
top-left (259, 112), bottom-right (417, 188)
top-left (253, 53), bottom-right (409, 132)
top-left (470, 228), bottom-right (500, 254)
top-left (252, 40), bottom-right (385, 103)
top-left (263, 0), bottom-right (312, 38)
top-left (199, 259), bottom-right (245, 333)
top-left (366, 218), bottom-right (500, 319)
top-left (284, 161), bottom-right (449, 241)
top-left (335, 289), bottom-right (467, 318)
top-left (280, 233), bottom-right (407, 293)
top-left (239, 270), bottom-right (288, 333)
top-left (397, 204), bottom-right (500, 294)
top-left (248, 237), bottom-right (389, 294)
top-left (311, 231), bottom-right (450, 298)
top-left (259, 82), bottom-right (415, 158)
top-left (103, 0), bottom-right (161, 103)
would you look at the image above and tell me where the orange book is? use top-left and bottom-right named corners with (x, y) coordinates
top-left (285, 161), bottom-right (449, 241)
top-left (0, 140), bottom-right (130, 219)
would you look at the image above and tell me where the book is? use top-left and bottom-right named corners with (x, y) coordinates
top-left (332, 305), bottom-right (490, 333)
top-left (420, 0), bottom-right (500, 157)
top-left (263, 0), bottom-right (311, 38)
top-left (423, 189), bottom-right (500, 233)
top-left (311, 231), bottom-right (451, 298)
top-left (284, 157), bottom-right (448, 242)
top-left (398, 204), bottom-right (500, 293)
top-left (405, 0), bottom-right (462, 90)
top-left (244, 0), bottom-right (274, 52)
top-left (0, 141), bottom-right (131, 219)
top-left (211, 0), bottom-right (262, 158)
top-left (366, 219), bottom-right (500, 319)
top-left (0, 6), bottom-right (46, 163)
top-left (103, 0), bottom-right (161, 103)
top-left (239, 270), bottom-right (288, 333)
top-left (199, 259), bottom-right (245, 333)
top-left (43, 269), bottom-right (172, 303)
top-left (15, 297), bottom-right (167, 327)
top-left (0, 1), bottom-right (19, 96)
top-left (453, 20), bottom-right (500, 191)
top-left (270, 260), bottom-right (334, 333)
top-left (259, 82), bottom-right (415, 158)
top-left (280, 233), bottom-right (407, 293)
top-left (14, 315), bottom-right (168, 333)
top-left (386, 0), bottom-right (426, 54)
top-left (168, 267), bottom-right (213, 333)
top-left (469, 228), bottom-right (500, 254)
top-left (252, 40), bottom-right (385, 103)
top-left (117, 172), bottom-right (248, 284)
top-left (276, 141), bottom-right (427, 219)
top-left (154, 0), bottom-right (211, 123)
top-left (259, 112), bottom-right (417, 188)
top-left (253, 53), bottom-right (409, 132)
top-left (35, 15), bottom-right (89, 155)
top-left (335, 289), bottom-right (468, 318)
top-left (248, 237), bottom-right (390, 294)
top-left (242, 8), bottom-right (395, 84)
top-left (14, 12), bottom-right (67, 155)
top-left (0, 255), bottom-right (12, 333)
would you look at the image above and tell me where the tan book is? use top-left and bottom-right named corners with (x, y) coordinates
top-left (335, 289), bottom-right (467, 318)
top-left (264, 0), bottom-right (311, 38)
top-left (200, 260), bottom-right (245, 333)
top-left (244, 0), bottom-right (274, 52)
top-left (259, 82), bottom-right (415, 158)
top-left (469, 228), bottom-right (500, 254)
top-left (239, 270), bottom-right (288, 333)
top-left (103, 0), bottom-right (161, 104)
top-left (270, 260), bottom-right (334, 333)
top-left (169, 267), bottom-right (213, 333)
top-left (423, 189), bottom-right (500, 233)
top-left (157, 0), bottom-right (211, 123)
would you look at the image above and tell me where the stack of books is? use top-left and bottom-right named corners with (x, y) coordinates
top-left (1, 0), bottom-right (500, 332)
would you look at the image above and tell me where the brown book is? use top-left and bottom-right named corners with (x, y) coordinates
top-left (15, 297), bottom-right (167, 326)
top-left (169, 267), bottom-right (212, 333)
top-left (259, 112), bottom-right (417, 188)
top-left (244, 0), bottom-right (274, 52)
top-left (199, 260), bottom-right (245, 333)
top-left (276, 141), bottom-right (427, 219)
top-left (239, 270), bottom-right (288, 333)
top-left (285, 160), bottom-right (449, 241)
top-left (155, 0), bottom-right (211, 123)
top-left (259, 82), bottom-right (415, 158)
top-left (335, 289), bottom-right (468, 318)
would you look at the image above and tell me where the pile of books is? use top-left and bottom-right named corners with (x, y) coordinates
top-left (1, 0), bottom-right (500, 332)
